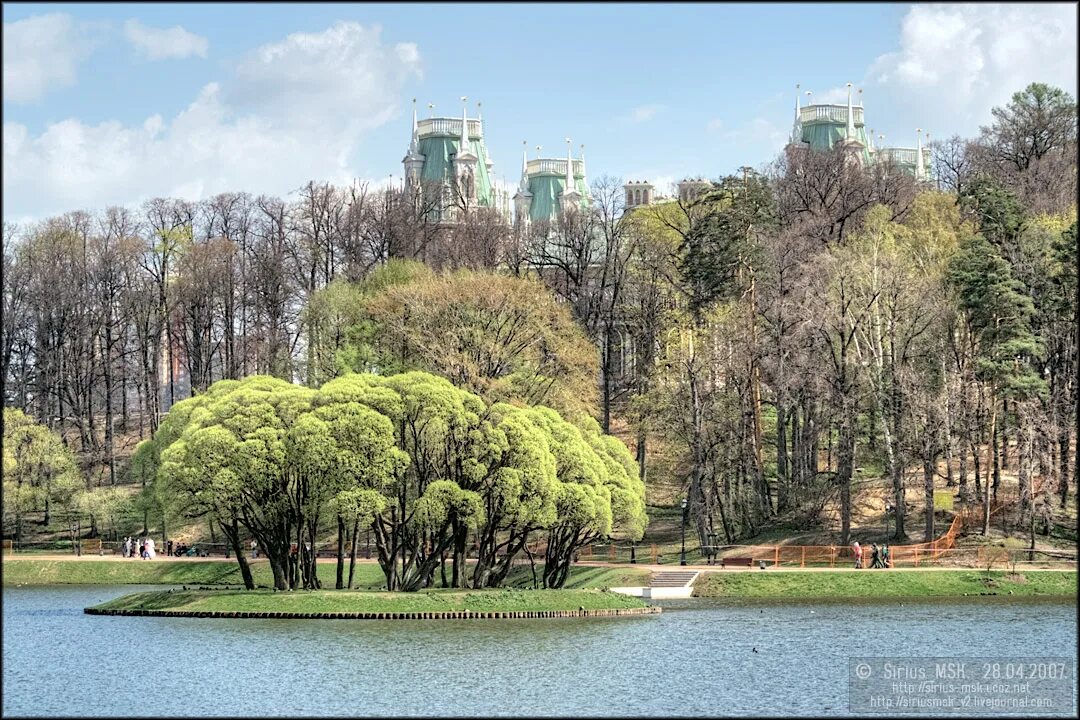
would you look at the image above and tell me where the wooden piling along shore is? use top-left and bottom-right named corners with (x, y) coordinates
top-left (85, 606), bottom-right (663, 620)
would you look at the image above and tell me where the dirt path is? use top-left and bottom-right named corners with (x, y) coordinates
top-left (4, 554), bottom-right (1074, 573)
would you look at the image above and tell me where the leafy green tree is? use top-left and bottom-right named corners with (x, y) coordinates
top-left (2, 408), bottom-right (82, 543)
top-left (973, 83), bottom-right (1078, 214)
top-left (307, 393), bottom-right (407, 588)
top-left (948, 232), bottom-right (1045, 533)
top-left (313, 262), bottom-right (600, 418)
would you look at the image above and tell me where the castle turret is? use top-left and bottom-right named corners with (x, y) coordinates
top-left (402, 98), bottom-right (425, 186)
top-left (839, 83), bottom-right (865, 165)
top-left (453, 97), bottom-right (479, 208)
top-left (559, 138), bottom-right (582, 214)
top-left (516, 139), bottom-right (588, 224)
top-left (789, 82), bottom-right (869, 165)
top-left (790, 84), bottom-right (802, 144)
top-left (513, 141), bottom-right (533, 227)
top-left (915, 128), bottom-right (925, 181)
top-left (402, 96), bottom-right (499, 224)
top-left (624, 180), bottom-right (654, 208)
top-left (678, 178), bottom-right (711, 203)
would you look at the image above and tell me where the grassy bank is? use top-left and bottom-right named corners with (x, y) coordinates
top-left (694, 570), bottom-right (1078, 599)
top-left (1, 557), bottom-right (650, 590)
top-left (0, 558), bottom-right (386, 588)
top-left (91, 587), bottom-right (647, 614)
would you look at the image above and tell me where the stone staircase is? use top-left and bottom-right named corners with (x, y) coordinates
top-left (610, 570), bottom-right (700, 599)
top-left (645, 570), bottom-right (699, 598)
top-left (648, 570), bottom-right (700, 587)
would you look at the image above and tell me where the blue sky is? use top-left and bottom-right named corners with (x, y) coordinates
top-left (3, 3), bottom-right (1076, 222)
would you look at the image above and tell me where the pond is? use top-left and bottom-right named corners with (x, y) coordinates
top-left (3, 585), bottom-right (1076, 716)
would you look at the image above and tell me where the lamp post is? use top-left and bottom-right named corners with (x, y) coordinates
top-left (707, 531), bottom-right (717, 566)
top-left (885, 503), bottom-right (893, 540)
top-left (680, 498), bottom-right (688, 566)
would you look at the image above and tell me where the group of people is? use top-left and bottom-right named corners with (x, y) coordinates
top-left (167, 541), bottom-right (205, 557)
top-left (121, 536), bottom-right (155, 559)
top-left (851, 541), bottom-right (892, 569)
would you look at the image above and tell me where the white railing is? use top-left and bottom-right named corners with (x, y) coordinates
top-left (799, 104), bottom-right (864, 126)
top-left (417, 117), bottom-right (483, 139)
top-left (527, 158), bottom-right (585, 177)
top-left (877, 148), bottom-right (918, 165)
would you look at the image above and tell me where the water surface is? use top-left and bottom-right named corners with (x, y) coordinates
top-left (3, 585), bottom-right (1075, 716)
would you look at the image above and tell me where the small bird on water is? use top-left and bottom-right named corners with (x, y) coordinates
top-left (752, 647), bottom-right (759, 653)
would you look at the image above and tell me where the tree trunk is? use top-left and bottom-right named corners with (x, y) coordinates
top-left (838, 405), bottom-right (856, 547)
top-left (1059, 427), bottom-right (1071, 509)
top-left (982, 394), bottom-right (997, 536)
top-left (348, 520), bottom-right (360, 589)
top-left (335, 515), bottom-right (345, 590)
top-left (890, 391), bottom-right (906, 540)
top-left (776, 400), bottom-right (788, 512)
top-left (1001, 397), bottom-right (1009, 470)
top-left (992, 413), bottom-right (1001, 503)
top-left (221, 519), bottom-right (254, 590)
top-left (923, 454), bottom-right (935, 541)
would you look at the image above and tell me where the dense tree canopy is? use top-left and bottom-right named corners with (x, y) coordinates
top-left (308, 261), bottom-right (601, 418)
top-left (140, 372), bottom-right (645, 590)
top-left (2, 81), bottom-right (1074, 563)
top-left (2, 408), bottom-right (83, 542)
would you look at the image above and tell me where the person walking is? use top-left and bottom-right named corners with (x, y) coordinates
top-left (146, 537), bottom-right (155, 559)
top-left (852, 541), bottom-right (862, 569)
top-left (882, 544), bottom-right (890, 569)
top-left (870, 543), bottom-right (881, 569)
top-left (250, 539), bottom-right (258, 559)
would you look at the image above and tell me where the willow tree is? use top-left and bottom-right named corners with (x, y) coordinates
top-left (468, 403), bottom-right (558, 589)
top-left (525, 408), bottom-right (646, 588)
top-left (2, 408), bottom-right (82, 543)
top-left (307, 392), bottom-right (408, 589)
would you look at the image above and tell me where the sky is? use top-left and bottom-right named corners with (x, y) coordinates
top-left (3, 2), bottom-right (1077, 224)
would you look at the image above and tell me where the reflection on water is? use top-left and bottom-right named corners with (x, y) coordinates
top-left (3, 585), bottom-right (1076, 716)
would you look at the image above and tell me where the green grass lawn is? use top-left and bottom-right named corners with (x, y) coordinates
top-left (694, 570), bottom-right (1078, 599)
top-left (1, 558), bottom-right (385, 588)
top-left (500, 564), bottom-right (651, 589)
top-left (91, 587), bottom-right (647, 614)
top-left (1, 557), bottom-right (650, 590)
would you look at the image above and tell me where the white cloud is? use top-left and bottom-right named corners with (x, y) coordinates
top-left (3, 21), bottom-right (422, 221)
top-left (621, 104), bottom-right (664, 123)
top-left (2, 13), bottom-right (99, 104)
top-left (124, 19), bottom-right (208, 60)
top-left (709, 116), bottom-right (786, 147)
top-left (864, 4), bottom-right (1077, 136)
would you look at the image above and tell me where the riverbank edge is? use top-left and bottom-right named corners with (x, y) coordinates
top-left (84, 605), bottom-right (661, 620)
top-left (692, 569), bottom-right (1078, 599)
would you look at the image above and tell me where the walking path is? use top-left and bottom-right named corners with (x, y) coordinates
top-left (3, 554), bottom-right (1075, 572)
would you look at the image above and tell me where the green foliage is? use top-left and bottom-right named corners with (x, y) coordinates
top-left (140, 370), bottom-right (646, 592)
top-left (678, 171), bottom-right (775, 316)
top-left (948, 233), bottom-right (1046, 399)
top-left (76, 487), bottom-right (135, 537)
top-left (2, 408), bottom-right (83, 535)
top-left (694, 570), bottom-right (1078, 599)
top-left (92, 587), bottom-right (648, 614)
top-left (310, 263), bottom-right (600, 418)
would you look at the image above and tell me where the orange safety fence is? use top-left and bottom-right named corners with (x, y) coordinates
top-left (572, 498), bottom-right (1027, 567)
